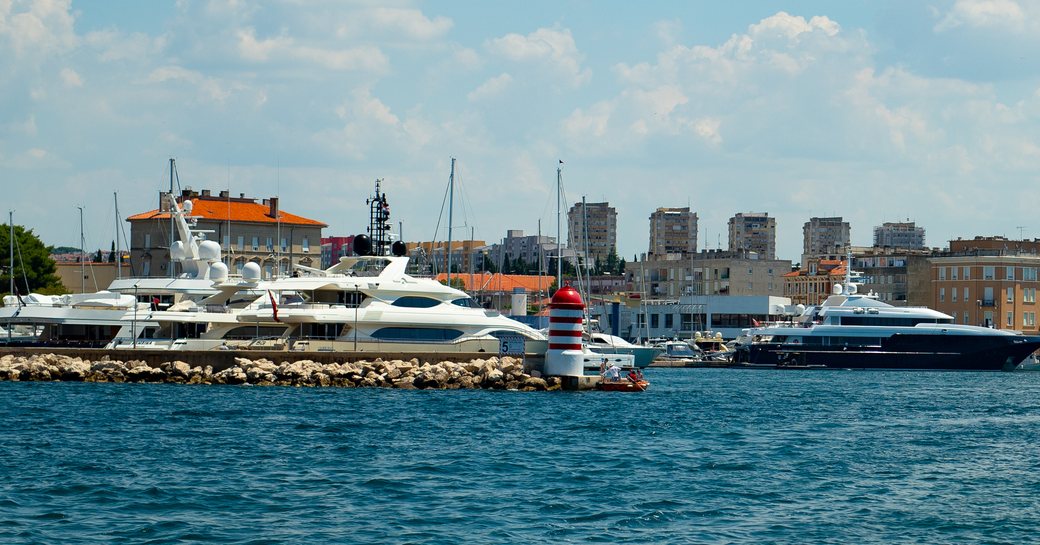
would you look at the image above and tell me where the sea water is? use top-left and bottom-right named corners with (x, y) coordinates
top-left (3, 368), bottom-right (1040, 544)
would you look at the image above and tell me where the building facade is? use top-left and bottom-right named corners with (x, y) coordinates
top-left (127, 189), bottom-right (326, 279)
top-left (728, 212), bottom-right (776, 259)
top-left (802, 216), bottom-right (850, 265)
top-left (487, 229), bottom-right (557, 273)
top-left (320, 236), bottom-right (355, 269)
top-left (567, 201), bottom-right (617, 265)
top-left (627, 250), bottom-right (790, 299)
top-left (588, 294), bottom-right (792, 341)
top-left (874, 221), bottom-right (926, 249)
top-left (782, 258), bottom-right (847, 306)
top-left (649, 207), bottom-right (698, 257)
top-left (917, 237), bottom-right (1040, 332)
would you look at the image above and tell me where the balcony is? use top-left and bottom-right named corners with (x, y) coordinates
top-left (980, 299), bottom-right (995, 307)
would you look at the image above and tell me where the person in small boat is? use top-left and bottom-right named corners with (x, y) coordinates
top-left (627, 370), bottom-right (642, 383)
top-left (602, 364), bottom-right (622, 382)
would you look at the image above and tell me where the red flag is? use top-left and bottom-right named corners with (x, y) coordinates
top-left (268, 290), bottom-right (280, 322)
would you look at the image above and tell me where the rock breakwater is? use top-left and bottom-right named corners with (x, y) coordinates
top-left (0, 353), bottom-right (558, 391)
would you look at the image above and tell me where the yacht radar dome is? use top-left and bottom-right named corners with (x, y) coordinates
top-left (182, 200), bottom-right (193, 214)
top-left (198, 240), bottom-right (221, 261)
top-left (242, 262), bottom-right (262, 282)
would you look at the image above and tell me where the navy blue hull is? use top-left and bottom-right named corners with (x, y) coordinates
top-left (733, 334), bottom-right (1040, 371)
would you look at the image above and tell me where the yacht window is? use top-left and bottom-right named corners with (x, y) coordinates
top-left (392, 296), bottom-right (441, 308)
top-left (225, 326), bottom-right (288, 339)
top-left (371, 327), bottom-right (463, 341)
top-left (299, 323), bottom-right (344, 339)
top-left (451, 297), bottom-right (481, 308)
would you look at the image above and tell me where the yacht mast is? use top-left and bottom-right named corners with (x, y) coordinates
top-left (447, 157), bottom-right (455, 286)
top-left (169, 158), bottom-right (176, 279)
top-left (8, 211), bottom-right (13, 298)
top-left (78, 206), bottom-right (85, 293)
top-left (556, 162), bottom-right (562, 289)
top-left (114, 192), bottom-right (122, 280)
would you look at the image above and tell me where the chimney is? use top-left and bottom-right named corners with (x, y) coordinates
top-left (201, 189), bottom-right (211, 197)
top-left (269, 197), bottom-right (279, 219)
top-left (219, 190), bottom-right (229, 198)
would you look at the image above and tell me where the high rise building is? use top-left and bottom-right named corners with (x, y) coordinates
top-left (728, 212), bottom-right (776, 259)
top-left (874, 221), bottom-right (926, 249)
top-left (649, 207), bottom-right (698, 256)
top-left (568, 201), bottom-right (617, 265)
top-left (802, 216), bottom-right (850, 264)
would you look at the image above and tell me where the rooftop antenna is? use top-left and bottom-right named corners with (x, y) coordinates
top-left (1017, 226), bottom-right (1026, 239)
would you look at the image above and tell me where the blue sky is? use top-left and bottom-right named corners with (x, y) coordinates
top-left (2, 0), bottom-right (1040, 263)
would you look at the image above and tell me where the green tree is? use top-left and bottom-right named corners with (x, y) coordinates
top-left (501, 253), bottom-right (512, 274)
top-left (0, 225), bottom-right (65, 296)
top-left (605, 246), bottom-right (619, 274)
top-left (481, 253), bottom-right (497, 274)
top-left (616, 257), bottom-right (627, 276)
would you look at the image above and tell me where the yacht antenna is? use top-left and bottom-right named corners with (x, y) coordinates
top-left (844, 246), bottom-right (853, 296)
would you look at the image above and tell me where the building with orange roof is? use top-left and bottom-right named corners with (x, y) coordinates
top-left (127, 189), bottom-right (326, 278)
top-left (783, 258), bottom-right (847, 306)
top-left (434, 271), bottom-right (554, 313)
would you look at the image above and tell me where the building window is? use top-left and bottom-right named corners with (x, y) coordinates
top-left (1026, 312), bottom-right (1037, 327)
top-left (651, 314), bottom-right (659, 328)
top-left (1007, 266), bottom-right (1016, 280)
top-left (144, 234), bottom-right (151, 249)
top-left (964, 287), bottom-right (969, 302)
top-left (963, 313), bottom-right (969, 325)
top-left (939, 267), bottom-right (946, 281)
top-left (983, 266), bottom-right (995, 280)
top-left (266, 237), bottom-right (273, 251)
top-left (1008, 287), bottom-right (1015, 303)
top-left (1026, 268), bottom-right (1039, 282)
top-left (142, 259), bottom-right (151, 276)
top-left (1027, 288), bottom-right (1037, 304)
top-left (951, 267), bottom-right (958, 280)
top-left (302, 237), bottom-right (310, 253)
top-left (252, 236), bottom-right (259, 251)
top-left (940, 288), bottom-right (945, 303)
top-left (665, 314), bottom-right (673, 329)
top-left (238, 236), bottom-right (244, 251)
top-left (952, 288), bottom-right (958, 302)
top-left (952, 311), bottom-right (957, 322)
top-left (281, 238), bottom-right (288, 252)
top-left (1008, 311), bottom-right (1014, 327)
top-left (963, 266), bottom-right (970, 280)
top-left (223, 235), bottom-right (230, 249)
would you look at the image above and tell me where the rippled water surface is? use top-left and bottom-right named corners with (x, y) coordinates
top-left (4, 369), bottom-right (1040, 544)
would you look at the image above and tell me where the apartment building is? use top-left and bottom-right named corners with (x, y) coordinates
top-left (728, 212), bottom-right (776, 259)
top-left (567, 201), bottom-right (617, 265)
top-left (628, 250), bottom-right (790, 299)
top-left (802, 216), bottom-right (850, 264)
top-left (874, 221), bottom-right (926, 249)
top-left (649, 207), bottom-right (698, 257)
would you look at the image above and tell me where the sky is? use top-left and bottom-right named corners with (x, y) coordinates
top-left (2, 0), bottom-right (1040, 263)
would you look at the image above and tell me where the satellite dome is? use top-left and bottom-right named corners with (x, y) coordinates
top-left (170, 241), bottom-right (187, 261)
top-left (182, 200), bottom-right (193, 214)
top-left (243, 262), bottom-right (262, 282)
top-left (208, 262), bottom-right (229, 281)
top-left (832, 284), bottom-right (843, 295)
top-left (198, 240), bottom-right (221, 261)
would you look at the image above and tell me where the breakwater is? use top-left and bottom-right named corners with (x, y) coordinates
top-left (0, 353), bottom-right (557, 390)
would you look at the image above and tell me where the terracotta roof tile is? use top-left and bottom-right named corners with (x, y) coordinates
top-left (435, 272), bottom-right (554, 293)
top-left (127, 197), bottom-right (326, 227)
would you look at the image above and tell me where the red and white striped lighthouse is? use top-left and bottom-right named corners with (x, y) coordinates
top-left (545, 284), bottom-right (586, 377)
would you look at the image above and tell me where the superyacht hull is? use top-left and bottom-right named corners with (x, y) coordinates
top-left (734, 333), bottom-right (1040, 371)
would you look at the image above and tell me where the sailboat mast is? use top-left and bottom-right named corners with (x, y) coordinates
top-left (8, 211), bottom-right (13, 298)
top-left (169, 157), bottom-right (175, 279)
top-left (556, 164), bottom-right (562, 289)
top-left (114, 192), bottom-right (121, 280)
top-left (78, 206), bottom-right (85, 293)
top-left (447, 157), bottom-right (455, 285)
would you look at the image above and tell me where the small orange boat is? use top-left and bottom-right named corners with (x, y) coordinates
top-left (597, 378), bottom-right (650, 392)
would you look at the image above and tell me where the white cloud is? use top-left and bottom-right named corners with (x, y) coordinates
top-left (59, 67), bottom-right (81, 87)
top-left (487, 27), bottom-right (591, 86)
top-left (0, 0), bottom-right (77, 58)
top-left (366, 8), bottom-right (453, 40)
top-left (935, 0), bottom-right (1026, 32)
top-left (236, 27), bottom-right (387, 72)
top-left (467, 73), bottom-right (512, 101)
